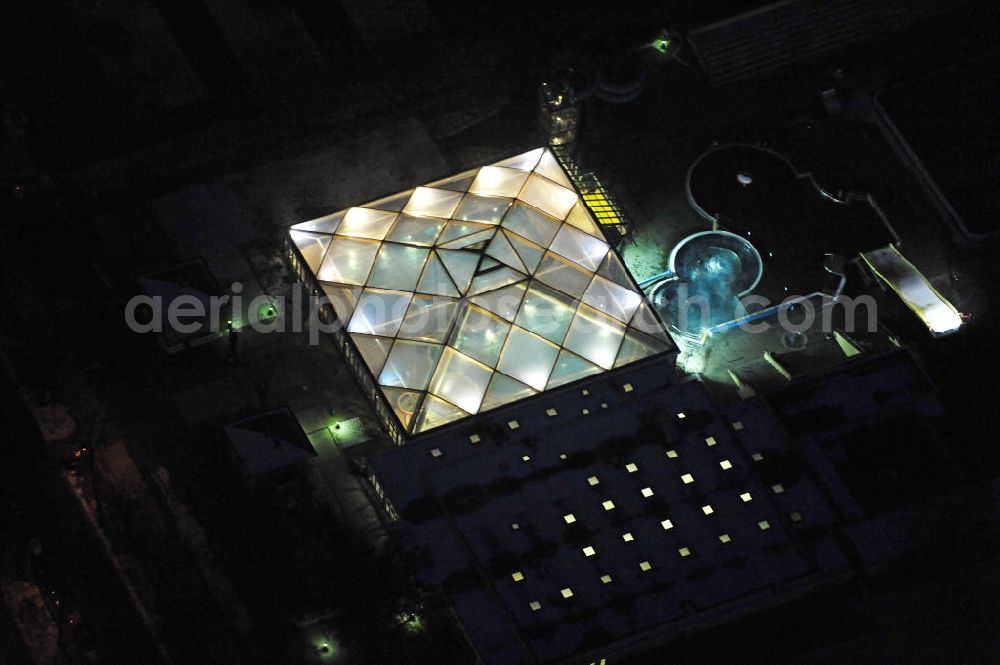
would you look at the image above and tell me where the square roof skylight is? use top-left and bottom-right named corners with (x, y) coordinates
top-left (289, 148), bottom-right (673, 436)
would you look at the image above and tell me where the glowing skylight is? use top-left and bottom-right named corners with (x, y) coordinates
top-left (289, 148), bottom-right (673, 435)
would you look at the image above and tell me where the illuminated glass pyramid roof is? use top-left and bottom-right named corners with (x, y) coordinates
top-left (289, 148), bottom-right (674, 435)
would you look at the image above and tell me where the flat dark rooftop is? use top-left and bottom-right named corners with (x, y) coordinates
top-left (225, 407), bottom-right (316, 477)
top-left (374, 351), bottom-right (939, 664)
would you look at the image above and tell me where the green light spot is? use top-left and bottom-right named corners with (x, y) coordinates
top-left (397, 611), bottom-right (425, 635)
top-left (256, 302), bottom-right (278, 323)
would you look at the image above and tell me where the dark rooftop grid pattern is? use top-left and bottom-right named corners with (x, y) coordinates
top-left (373, 358), bottom-right (853, 663)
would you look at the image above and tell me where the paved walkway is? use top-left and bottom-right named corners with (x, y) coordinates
top-left (307, 427), bottom-right (388, 547)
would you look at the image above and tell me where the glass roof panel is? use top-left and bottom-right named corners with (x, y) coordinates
top-left (347, 289), bottom-right (412, 336)
top-left (336, 207), bottom-right (398, 240)
top-left (564, 201), bottom-right (604, 237)
top-left (598, 249), bottom-right (633, 287)
top-left (505, 231), bottom-right (546, 272)
top-left (518, 173), bottom-right (579, 220)
top-left (469, 166), bottom-right (530, 198)
top-left (479, 257), bottom-right (501, 272)
top-left (436, 221), bottom-right (494, 246)
top-left (380, 386), bottom-right (422, 430)
top-left (481, 373), bottom-right (536, 412)
top-left (386, 215), bottom-right (446, 246)
top-left (397, 295), bottom-right (459, 343)
top-left (378, 339), bottom-right (443, 391)
top-left (501, 202), bottom-right (561, 247)
top-left (428, 347), bottom-right (493, 414)
top-left (454, 194), bottom-right (512, 224)
top-left (563, 304), bottom-right (627, 369)
top-left (467, 266), bottom-right (526, 296)
top-left (450, 304), bottom-right (511, 366)
top-left (416, 252), bottom-right (460, 297)
top-left (317, 237), bottom-right (380, 285)
top-left (425, 169), bottom-right (477, 192)
top-left (468, 282), bottom-right (527, 321)
top-left (533, 149), bottom-right (574, 188)
top-left (497, 327), bottom-right (560, 390)
top-left (630, 301), bottom-right (672, 342)
top-left (582, 274), bottom-right (643, 322)
top-left (290, 211), bottom-right (345, 234)
top-left (290, 230), bottom-right (332, 272)
top-left (438, 228), bottom-right (496, 250)
top-left (548, 223), bottom-right (610, 271)
top-left (615, 329), bottom-right (670, 368)
top-left (363, 190), bottom-right (412, 212)
top-left (547, 349), bottom-right (603, 389)
top-left (437, 249), bottom-right (479, 293)
top-left (350, 333), bottom-right (394, 376)
top-left (367, 243), bottom-right (430, 291)
top-left (287, 147), bottom-right (675, 436)
top-left (492, 148), bottom-right (545, 171)
top-left (413, 394), bottom-right (469, 434)
top-left (535, 251), bottom-right (594, 299)
top-left (485, 230), bottom-right (528, 272)
top-left (403, 187), bottom-right (463, 218)
top-left (320, 282), bottom-right (362, 325)
top-left (515, 282), bottom-right (577, 345)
